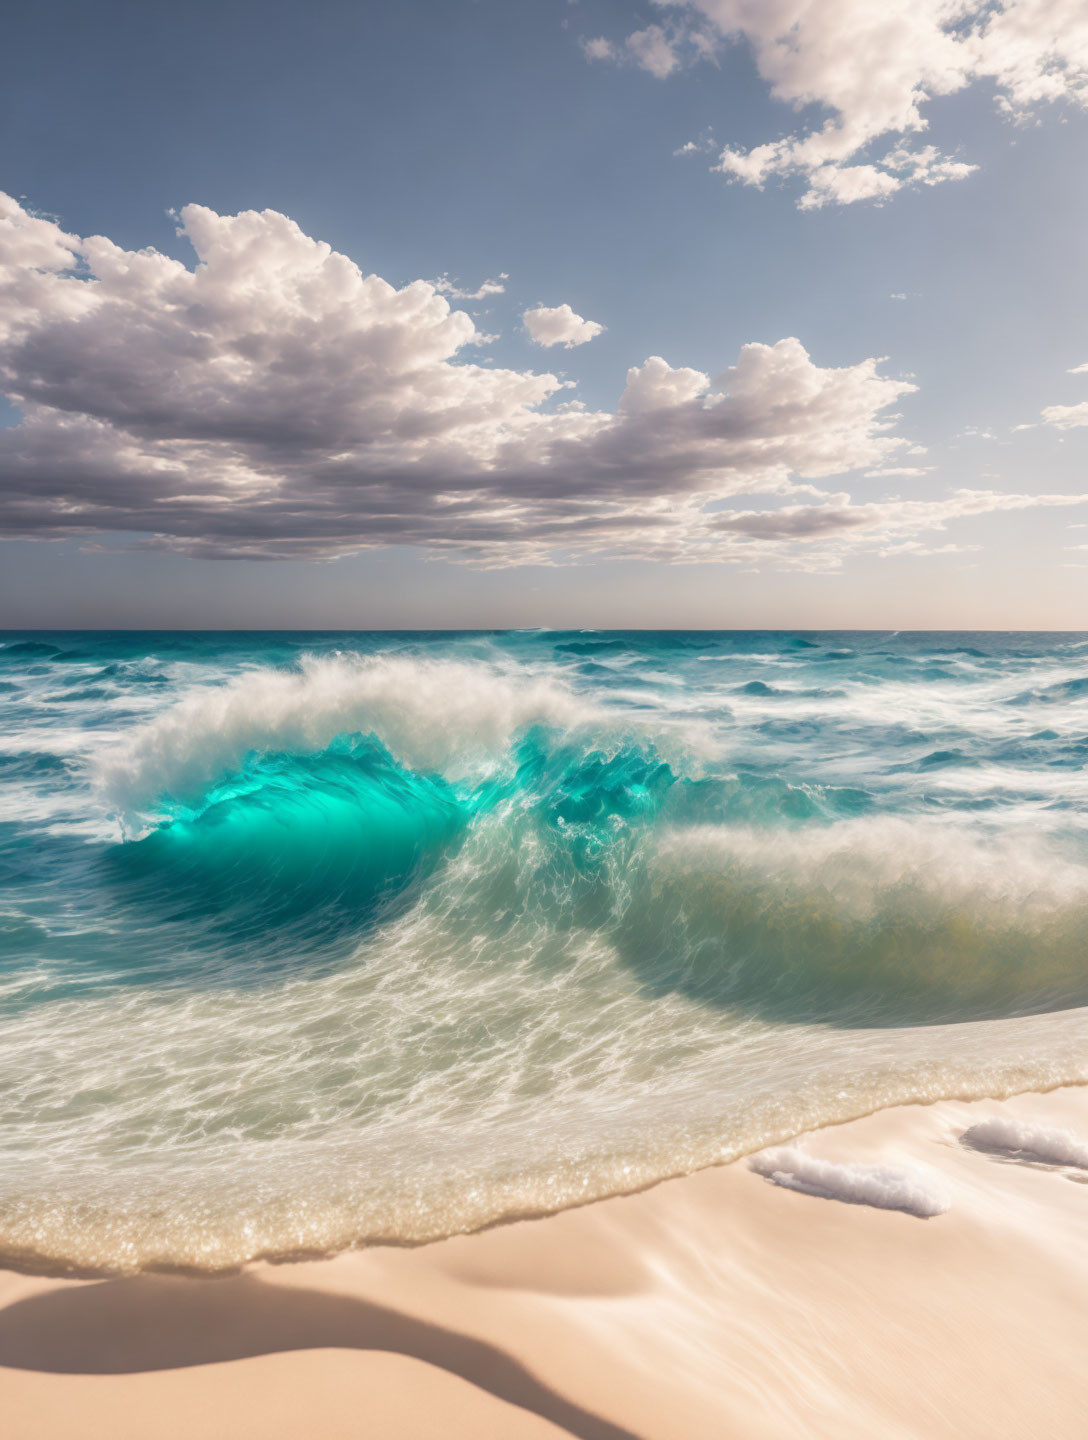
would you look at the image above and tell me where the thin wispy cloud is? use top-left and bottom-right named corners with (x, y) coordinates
top-left (434, 272), bottom-right (509, 301)
top-left (1041, 361), bottom-right (1088, 429)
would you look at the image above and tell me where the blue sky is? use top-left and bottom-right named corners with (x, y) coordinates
top-left (1, 0), bottom-right (1087, 627)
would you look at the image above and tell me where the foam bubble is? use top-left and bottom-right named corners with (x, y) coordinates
top-left (960, 1116), bottom-right (1088, 1169)
top-left (750, 1147), bottom-right (951, 1217)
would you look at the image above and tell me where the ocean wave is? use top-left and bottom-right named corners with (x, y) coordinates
top-left (1009, 673), bottom-right (1088, 705)
top-left (92, 653), bottom-right (722, 831)
top-left (112, 742), bottom-right (472, 950)
top-left (624, 819), bottom-right (1088, 1022)
top-left (93, 654), bottom-right (604, 824)
top-left (84, 662), bottom-right (1088, 1025)
top-left (0, 640), bottom-right (63, 659)
top-left (4, 630), bottom-right (1088, 1275)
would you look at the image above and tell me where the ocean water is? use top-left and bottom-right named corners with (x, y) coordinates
top-left (2, 629), bottom-right (1087, 1275)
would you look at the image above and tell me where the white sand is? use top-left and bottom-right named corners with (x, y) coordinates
top-left (3, 1085), bottom-right (1088, 1439)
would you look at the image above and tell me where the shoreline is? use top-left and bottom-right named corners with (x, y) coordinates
top-left (4, 1084), bottom-right (1088, 1437)
top-left (4, 1068), bottom-right (1087, 1283)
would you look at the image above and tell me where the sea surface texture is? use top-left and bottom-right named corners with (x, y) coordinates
top-left (2, 630), bottom-right (1087, 1274)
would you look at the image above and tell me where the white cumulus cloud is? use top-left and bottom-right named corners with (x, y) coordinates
top-left (583, 1), bottom-right (1088, 208)
top-left (523, 303), bottom-right (605, 349)
top-left (1043, 401), bottom-right (1088, 429)
top-left (1, 193), bottom-right (1080, 569)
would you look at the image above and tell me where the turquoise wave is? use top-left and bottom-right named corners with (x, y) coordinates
top-left (91, 722), bottom-right (1088, 1026)
top-left (114, 741), bottom-right (473, 944)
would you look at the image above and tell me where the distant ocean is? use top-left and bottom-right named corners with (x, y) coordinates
top-left (2, 629), bottom-right (1087, 1275)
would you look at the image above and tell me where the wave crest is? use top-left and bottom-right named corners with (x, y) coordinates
top-left (94, 654), bottom-right (604, 823)
top-left (112, 743), bottom-right (471, 953)
top-left (620, 819), bottom-right (1088, 1022)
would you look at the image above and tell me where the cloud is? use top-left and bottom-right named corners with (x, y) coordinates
top-left (581, 36), bottom-right (615, 63)
top-left (625, 24), bottom-right (682, 79)
top-left (1042, 401), bottom-right (1088, 429)
top-left (864, 466), bottom-right (934, 477)
top-left (2, 192), bottom-right (1079, 568)
top-left (583, 1), bottom-right (1088, 207)
top-left (522, 303), bottom-right (604, 348)
top-left (433, 272), bottom-right (509, 301)
top-left (584, 23), bottom-right (687, 78)
top-left (1041, 360), bottom-right (1088, 429)
top-left (710, 489), bottom-right (1088, 568)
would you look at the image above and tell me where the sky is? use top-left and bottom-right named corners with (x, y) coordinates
top-left (1, 0), bottom-right (1087, 629)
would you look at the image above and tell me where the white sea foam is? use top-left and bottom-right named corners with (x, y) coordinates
top-left (750, 1147), bottom-right (951, 1217)
top-left (652, 816), bottom-right (1088, 915)
top-left (94, 652), bottom-right (723, 825)
top-left (960, 1116), bottom-right (1088, 1169)
top-left (94, 654), bottom-right (603, 818)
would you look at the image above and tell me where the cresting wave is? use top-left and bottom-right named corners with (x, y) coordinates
top-left (641, 820), bottom-right (1088, 1021)
top-left (2, 630), bottom-right (1088, 1275)
top-left (93, 652), bottom-right (1088, 1023)
top-left (94, 653), bottom-right (640, 826)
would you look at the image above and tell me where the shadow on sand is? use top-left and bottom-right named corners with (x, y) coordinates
top-left (0, 1272), bottom-right (642, 1440)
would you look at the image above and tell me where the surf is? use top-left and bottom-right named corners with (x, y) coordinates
top-left (2, 630), bottom-right (1088, 1276)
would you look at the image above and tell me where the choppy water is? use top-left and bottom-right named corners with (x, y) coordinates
top-left (2, 629), bottom-right (1087, 1274)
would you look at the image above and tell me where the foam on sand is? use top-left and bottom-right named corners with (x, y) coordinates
top-left (960, 1116), bottom-right (1088, 1169)
top-left (749, 1146), bottom-right (951, 1217)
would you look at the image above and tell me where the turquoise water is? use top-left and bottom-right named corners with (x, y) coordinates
top-left (2, 630), bottom-right (1088, 1273)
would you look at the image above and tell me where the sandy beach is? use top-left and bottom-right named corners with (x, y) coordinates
top-left (3, 1084), bottom-right (1087, 1440)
